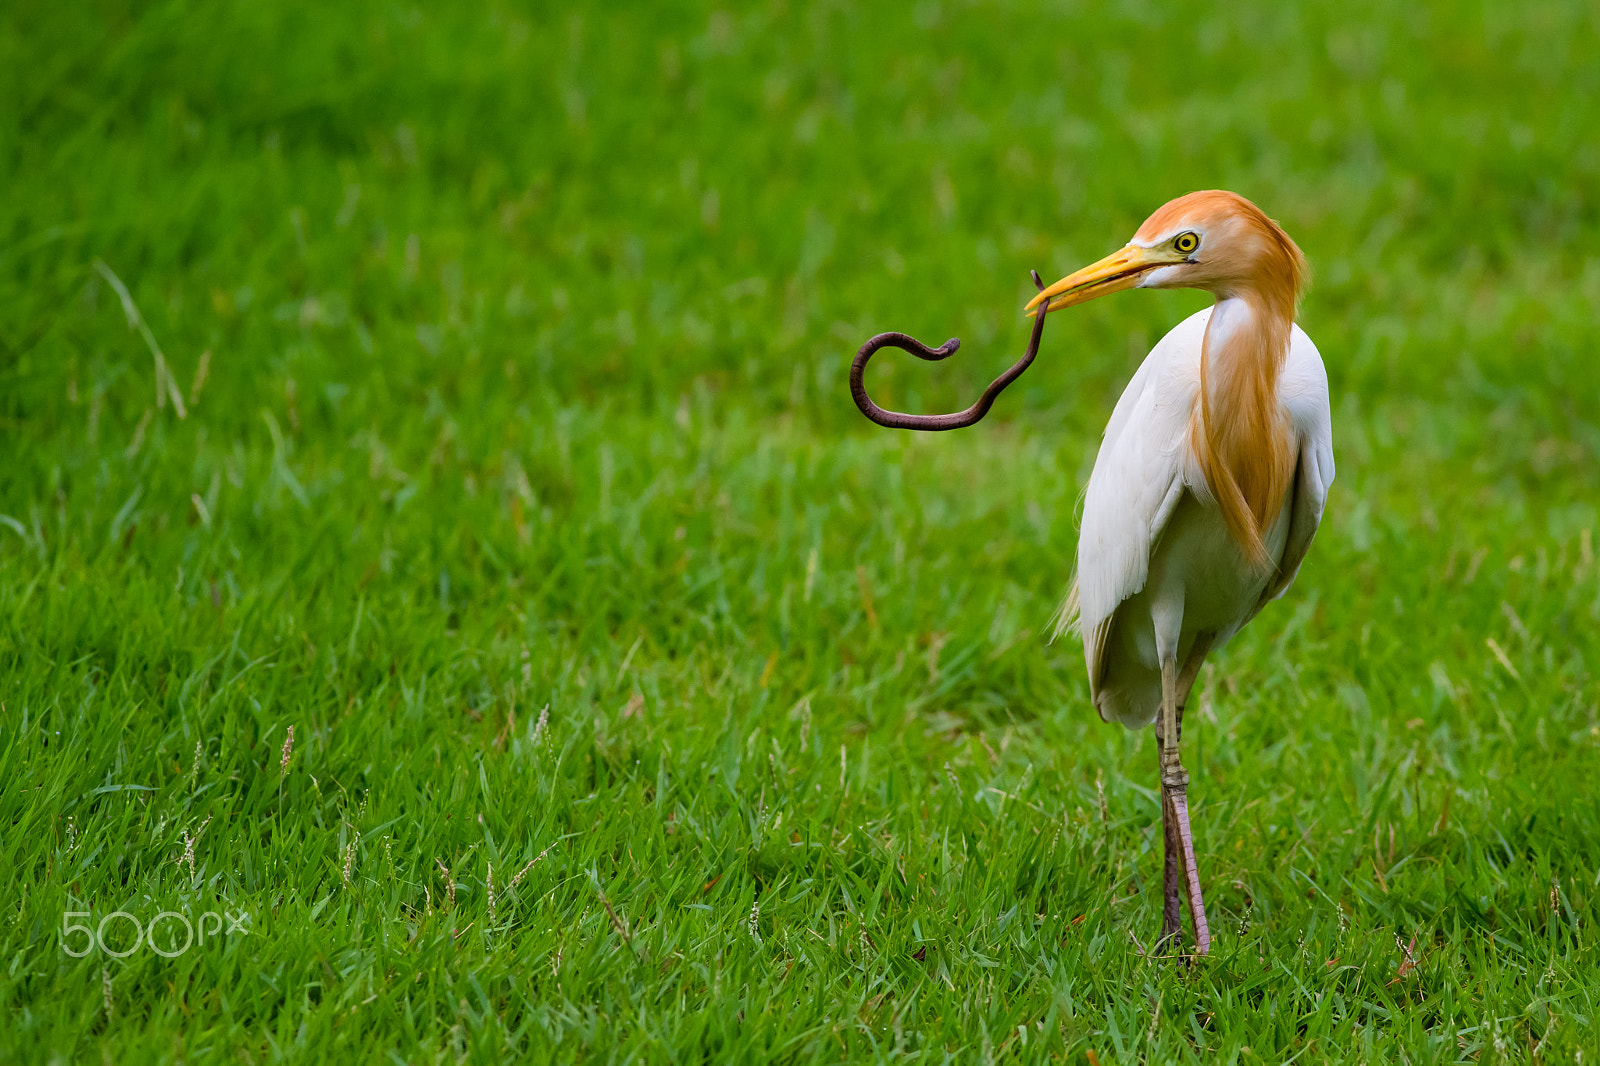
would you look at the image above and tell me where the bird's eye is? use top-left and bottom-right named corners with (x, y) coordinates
top-left (1173, 232), bottom-right (1199, 255)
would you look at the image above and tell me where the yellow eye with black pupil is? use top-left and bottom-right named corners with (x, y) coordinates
top-left (1173, 232), bottom-right (1199, 254)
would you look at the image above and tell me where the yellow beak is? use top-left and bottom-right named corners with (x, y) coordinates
top-left (1024, 244), bottom-right (1181, 316)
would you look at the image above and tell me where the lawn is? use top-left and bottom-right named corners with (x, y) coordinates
top-left (4, 0), bottom-right (1600, 1060)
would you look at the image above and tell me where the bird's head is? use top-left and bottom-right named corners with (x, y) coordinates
top-left (1025, 190), bottom-right (1306, 318)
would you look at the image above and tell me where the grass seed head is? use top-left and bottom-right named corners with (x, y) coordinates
top-left (436, 858), bottom-right (455, 910)
top-left (599, 889), bottom-right (630, 946)
top-left (792, 697), bottom-right (811, 754)
top-left (505, 844), bottom-right (554, 898)
top-left (279, 725), bottom-right (295, 779)
top-left (179, 815), bottom-right (212, 881)
top-left (342, 829), bottom-right (360, 889)
top-left (532, 704), bottom-right (550, 751)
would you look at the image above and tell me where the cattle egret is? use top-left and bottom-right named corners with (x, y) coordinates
top-left (1024, 190), bottom-right (1334, 954)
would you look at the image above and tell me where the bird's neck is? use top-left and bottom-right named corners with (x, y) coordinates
top-left (1190, 292), bottom-right (1297, 567)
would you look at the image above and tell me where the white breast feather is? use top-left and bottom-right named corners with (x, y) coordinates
top-left (1058, 308), bottom-right (1333, 698)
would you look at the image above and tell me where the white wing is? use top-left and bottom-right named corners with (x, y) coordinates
top-left (1065, 308), bottom-right (1210, 698)
top-left (1254, 324), bottom-right (1334, 611)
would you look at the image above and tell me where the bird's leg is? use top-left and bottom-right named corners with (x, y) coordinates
top-left (1159, 649), bottom-right (1213, 956)
top-left (1155, 703), bottom-right (1184, 950)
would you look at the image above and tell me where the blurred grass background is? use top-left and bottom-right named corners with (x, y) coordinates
top-left (3, 0), bottom-right (1600, 1061)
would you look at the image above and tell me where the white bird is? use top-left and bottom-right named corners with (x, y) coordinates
top-left (1024, 190), bottom-right (1334, 956)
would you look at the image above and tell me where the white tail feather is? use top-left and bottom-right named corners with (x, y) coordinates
top-left (1048, 578), bottom-right (1082, 644)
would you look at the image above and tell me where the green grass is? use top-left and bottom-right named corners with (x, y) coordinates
top-left (4, 0), bottom-right (1600, 1060)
